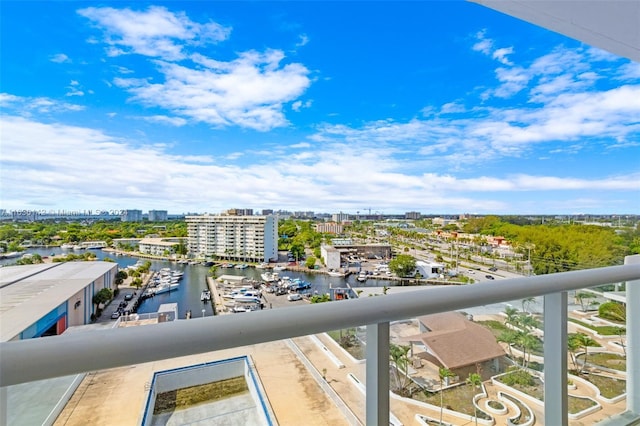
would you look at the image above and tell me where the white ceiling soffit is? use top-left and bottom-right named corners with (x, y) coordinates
top-left (471, 0), bottom-right (640, 63)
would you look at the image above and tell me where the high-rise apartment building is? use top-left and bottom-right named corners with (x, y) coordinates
top-left (405, 211), bottom-right (421, 220)
top-left (331, 212), bottom-right (350, 223)
top-left (148, 210), bottom-right (168, 221)
top-left (186, 214), bottom-right (278, 262)
top-left (121, 209), bottom-right (142, 222)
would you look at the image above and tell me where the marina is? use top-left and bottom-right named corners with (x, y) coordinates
top-left (0, 247), bottom-right (400, 320)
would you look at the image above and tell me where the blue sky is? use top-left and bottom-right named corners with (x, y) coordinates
top-left (1, 1), bottom-right (639, 215)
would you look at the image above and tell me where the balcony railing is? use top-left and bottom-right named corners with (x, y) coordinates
top-left (1, 255), bottom-right (639, 425)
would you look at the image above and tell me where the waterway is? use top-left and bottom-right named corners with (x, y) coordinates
top-left (1, 247), bottom-right (398, 319)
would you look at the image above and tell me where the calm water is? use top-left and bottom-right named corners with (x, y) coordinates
top-left (3, 247), bottom-right (396, 319)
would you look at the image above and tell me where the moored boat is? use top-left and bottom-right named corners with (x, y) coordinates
top-left (201, 289), bottom-right (211, 301)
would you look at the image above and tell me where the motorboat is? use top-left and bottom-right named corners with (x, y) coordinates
top-left (261, 272), bottom-right (279, 282)
top-left (201, 289), bottom-right (211, 301)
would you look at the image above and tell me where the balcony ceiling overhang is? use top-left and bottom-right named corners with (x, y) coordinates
top-left (471, 0), bottom-right (640, 62)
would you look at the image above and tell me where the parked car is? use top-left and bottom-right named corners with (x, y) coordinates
top-left (124, 293), bottom-right (133, 301)
top-left (488, 267), bottom-right (498, 272)
top-left (287, 293), bottom-right (302, 301)
top-left (111, 311), bottom-right (120, 319)
top-left (485, 275), bottom-right (495, 280)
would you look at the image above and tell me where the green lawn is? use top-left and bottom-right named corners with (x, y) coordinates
top-left (581, 353), bottom-right (626, 372)
top-left (569, 318), bottom-right (625, 336)
top-left (583, 374), bottom-right (626, 399)
top-left (414, 385), bottom-right (491, 420)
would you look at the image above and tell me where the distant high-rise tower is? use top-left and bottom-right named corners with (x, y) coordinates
top-left (121, 209), bottom-right (143, 222)
top-left (148, 210), bottom-right (168, 221)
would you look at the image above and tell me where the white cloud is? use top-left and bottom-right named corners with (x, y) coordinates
top-left (472, 29), bottom-right (514, 66)
top-left (78, 6), bottom-right (231, 60)
top-left (65, 80), bottom-right (85, 97)
top-left (114, 50), bottom-right (311, 131)
top-left (143, 115), bottom-right (187, 126)
top-left (291, 99), bottom-right (312, 112)
top-left (492, 47), bottom-right (514, 65)
top-left (440, 102), bottom-right (465, 114)
top-left (2, 114), bottom-right (637, 213)
top-left (50, 53), bottom-right (70, 63)
top-left (0, 93), bottom-right (84, 114)
top-left (296, 34), bottom-right (309, 47)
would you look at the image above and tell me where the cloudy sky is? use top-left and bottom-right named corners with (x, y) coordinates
top-left (1, 1), bottom-right (639, 215)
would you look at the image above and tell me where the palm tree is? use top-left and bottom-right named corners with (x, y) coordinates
top-left (567, 333), bottom-right (581, 372)
top-left (521, 297), bottom-right (535, 314)
top-left (570, 333), bottom-right (597, 375)
top-left (389, 344), bottom-right (411, 395)
top-left (439, 367), bottom-right (454, 425)
top-left (466, 373), bottom-right (483, 426)
top-left (503, 306), bottom-right (520, 327)
top-left (497, 329), bottom-right (518, 358)
top-left (518, 313), bottom-right (540, 332)
top-left (518, 333), bottom-right (538, 368)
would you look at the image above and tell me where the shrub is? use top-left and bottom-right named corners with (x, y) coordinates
top-left (501, 368), bottom-right (535, 387)
top-left (598, 301), bottom-right (626, 322)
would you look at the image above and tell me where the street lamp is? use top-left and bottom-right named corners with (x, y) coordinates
top-left (201, 309), bottom-right (205, 318)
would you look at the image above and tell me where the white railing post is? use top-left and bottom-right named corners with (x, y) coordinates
top-left (544, 291), bottom-right (568, 426)
top-left (627, 255), bottom-right (640, 414)
top-left (366, 322), bottom-right (389, 426)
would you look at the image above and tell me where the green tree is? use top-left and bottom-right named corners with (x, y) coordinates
top-left (305, 256), bottom-right (316, 269)
top-left (521, 297), bottom-right (536, 314)
top-left (208, 265), bottom-right (218, 277)
top-left (598, 301), bottom-right (626, 322)
top-left (575, 291), bottom-right (598, 312)
top-left (569, 333), bottom-right (597, 375)
top-left (439, 367), bottom-right (454, 425)
top-left (310, 293), bottom-right (331, 303)
top-left (389, 254), bottom-right (416, 277)
top-left (389, 344), bottom-right (412, 396)
top-left (497, 329), bottom-right (519, 358)
top-left (466, 373), bottom-right (483, 426)
top-left (92, 288), bottom-right (113, 310)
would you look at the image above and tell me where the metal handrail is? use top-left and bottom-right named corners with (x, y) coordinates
top-left (1, 261), bottom-right (639, 387)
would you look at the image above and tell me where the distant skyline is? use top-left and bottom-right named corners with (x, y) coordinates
top-left (1, 2), bottom-right (639, 215)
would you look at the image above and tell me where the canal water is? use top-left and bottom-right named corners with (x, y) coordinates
top-left (2, 247), bottom-right (397, 319)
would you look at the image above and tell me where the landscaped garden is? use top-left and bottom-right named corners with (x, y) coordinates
top-left (582, 374), bottom-right (626, 399)
top-left (495, 368), bottom-right (598, 414)
top-left (414, 385), bottom-right (492, 420)
top-left (578, 352), bottom-right (626, 372)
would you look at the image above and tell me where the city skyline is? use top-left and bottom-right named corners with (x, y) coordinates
top-left (1, 2), bottom-right (639, 215)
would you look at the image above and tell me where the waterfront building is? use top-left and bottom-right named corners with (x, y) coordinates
top-left (186, 214), bottom-right (277, 262)
top-left (0, 262), bottom-right (117, 341)
top-left (147, 210), bottom-right (168, 221)
top-left (415, 260), bottom-right (445, 279)
top-left (138, 237), bottom-right (185, 256)
top-left (121, 209), bottom-right (143, 222)
top-left (112, 237), bottom-right (141, 250)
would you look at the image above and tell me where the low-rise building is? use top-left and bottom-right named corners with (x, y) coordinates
top-left (138, 237), bottom-right (185, 256)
